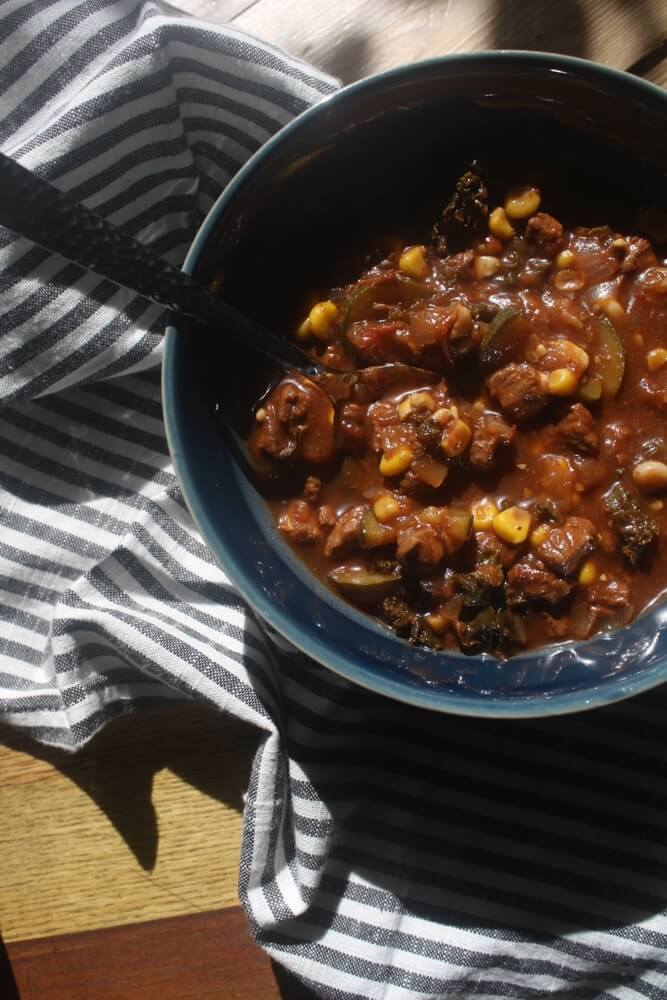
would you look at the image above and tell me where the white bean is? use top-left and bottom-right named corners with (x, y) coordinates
top-left (632, 460), bottom-right (667, 494)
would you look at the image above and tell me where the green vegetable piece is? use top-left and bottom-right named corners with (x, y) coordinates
top-left (578, 375), bottom-right (603, 403)
top-left (591, 316), bottom-right (626, 398)
top-left (329, 566), bottom-right (402, 605)
top-left (444, 507), bottom-right (473, 550)
top-left (478, 307), bottom-right (530, 373)
top-left (360, 510), bottom-right (396, 549)
top-left (344, 275), bottom-right (430, 329)
top-left (604, 482), bottom-right (658, 565)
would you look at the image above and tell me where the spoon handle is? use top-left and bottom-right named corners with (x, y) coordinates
top-left (0, 152), bottom-right (321, 376)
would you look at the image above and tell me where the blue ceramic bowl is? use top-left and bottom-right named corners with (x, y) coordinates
top-left (163, 52), bottom-right (667, 717)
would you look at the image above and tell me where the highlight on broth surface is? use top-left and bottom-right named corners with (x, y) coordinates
top-left (247, 168), bottom-right (667, 658)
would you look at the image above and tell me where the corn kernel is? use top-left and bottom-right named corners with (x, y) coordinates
top-left (548, 368), bottom-right (578, 396)
top-left (397, 391), bottom-right (435, 421)
top-left (307, 300), bottom-right (339, 339)
top-left (493, 506), bottom-right (532, 544)
top-left (255, 407), bottom-right (267, 423)
top-left (578, 559), bottom-right (598, 586)
top-left (650, 499), bottom-right (664, 512)
top-left (373, 494), bottom-right (400, 523)
top-left (295, 317), bottom-right (312, 340)
top-left (530, 524), bottom-right (550, 546)
top-left (598, 297), bottom-right (626, 323)
top-left (488, 206), bottom-right (515, 241)
top-left (474, 255), bottom-right (501, 280)
top-left (379, 446), bottom-right (413, 477)
top-left (399, 245), bottom-right (428, 279)
top-left (472, 498), bottom-right (498, 531)
top-left (647, 348), bottom-right (667, 372)
top-left (440, 418), bottom-right (472, 458)
top-left (504, 185), bottom-right (541, 220)
top-left (556, 249), bottom-right (575, 269)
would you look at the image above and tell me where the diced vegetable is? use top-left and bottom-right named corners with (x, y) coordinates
top-left (361, 510), bottom-right (397, 549)
top-left (577, 375), bottom-right (603, 403)
top-left (456, 608), bottom-right (513, 655)
top-left (443, 507), bottom-right (473, 551)
top-left (398, 246), bottom-right (428, 279)
top-left (604, 483), bottom-right (658, 565)
top-left (412, 456), bottom-right (448, 488)
top-left (329, 566), bottom-right (402, 605)
top-left (479, 307), bottom-right (531, 372)
top-left (344, 275), bottom-right (430, 329)
top-left (588, 316), bottom-right (626, 398)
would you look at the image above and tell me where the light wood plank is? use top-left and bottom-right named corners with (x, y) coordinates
top-left (644, 55), bottom-right (667, 88)
top-left (0, 708), bottom-right (259, 942)
top-left (181, 0), bottom-right (667, 83)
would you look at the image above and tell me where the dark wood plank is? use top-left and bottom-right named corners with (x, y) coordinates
top-left (6, 907), bottom-right (317, 1000)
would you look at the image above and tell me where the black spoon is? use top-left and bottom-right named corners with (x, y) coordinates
top-left (0, 152), bottom-right (437, 402)
top-left (0, 151), bottom-right (322, 376)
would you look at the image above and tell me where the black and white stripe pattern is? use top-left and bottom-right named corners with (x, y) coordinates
top-left (1, 3), bottom-right (665, 997)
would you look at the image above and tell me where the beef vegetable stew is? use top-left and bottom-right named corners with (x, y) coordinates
top-left (247, 171), bottom-right (667, 657)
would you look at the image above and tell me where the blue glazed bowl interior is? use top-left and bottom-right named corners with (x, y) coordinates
top-left (163, 52), bottom-right (667, 717)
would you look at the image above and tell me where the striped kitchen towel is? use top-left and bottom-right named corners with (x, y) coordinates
top-left (1, 2), bottom-right (666, 997)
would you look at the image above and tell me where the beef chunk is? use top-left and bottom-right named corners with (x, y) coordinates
top-left (534, 516), bottom-right (597, 577)
top-left (324, 505), bottom-right (366, 556)
top-left (525, 213), bottom-right (565, 256)
top-left (252, 378), bottom-right (335, 463)
top-left (588, 577), bottom-right (632, 610)
top-left (506, 555), bottom-right (573, 605)
top-left (604, 483), bottom-right (658, 565)
top-left (303, 476), bottom-right (322, 502)
top-left (396, 523), bottom-right (445, 566)
top-left (621, 236), bottom-right (657, 274)
top-left (318, 505), bottom-right (337, 528)
top-left (474, 530), bottom-right (516, 569)
top-left (439, 249), bottom-right (475, 281)
top-left (486, 363), bottom-right (549, 421)
top-left (338, 402), bottom-right (367, 453)
top-left (557, 403), bottom-right (599, 455)
top-left (469, 411), bottom-right (516, 469)
top-left (278, 500), bottom-right (322, 544)
top-left (638, 373), bottom-right (667, 412)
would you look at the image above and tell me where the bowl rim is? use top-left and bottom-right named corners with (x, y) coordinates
top-left (163, 49), bottom-right (667, 718)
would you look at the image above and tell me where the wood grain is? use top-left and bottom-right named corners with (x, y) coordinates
top-left (644, 55), bottom-right (667, 88)
top-left (0, 707), bottom-right (260, 942)
top-left (177, 0), bottom-right (667, 84)
top-left (5, 907), bottom-right (308, 1000)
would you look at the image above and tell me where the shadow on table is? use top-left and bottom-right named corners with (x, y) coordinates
top-left (0, 933), bottom-right (19, 1000)
top-left (0, 704), bottom-right (260, 871)
top-left (316, 0), bottom-right (665, 83)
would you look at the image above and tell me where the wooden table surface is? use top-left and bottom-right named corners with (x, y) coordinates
top-left (2, 1), bottom-right (666, 997)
